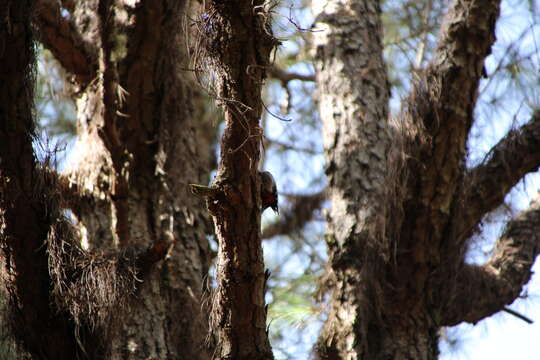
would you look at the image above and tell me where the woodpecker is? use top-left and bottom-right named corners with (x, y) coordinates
top-left (260, 171), bottom-right (278, 214)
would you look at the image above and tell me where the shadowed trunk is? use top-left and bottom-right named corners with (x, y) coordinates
top-left (193, 0), bottom-right (277, 358)
top-left (0, 1), bottom-right (94, 358)
top-left (1, 1), bottom-right (214, 359)
top-left (64, 1), bottom-right (213, 358)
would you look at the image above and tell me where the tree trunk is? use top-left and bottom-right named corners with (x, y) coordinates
top-left (2, 1), bottom-right (214, 359)
top-left (0, 1), bottom-right (93, 358)
top-left (5, 0), bottom-right (540, 359)
top-left (67, 1), bottom-right (213, 358)
top-left (193, 1), bottom-right (277, 359)
top-left (313, 0), bottom-right (392, 358)
top-left (311, 0), bottom-right (540, 359)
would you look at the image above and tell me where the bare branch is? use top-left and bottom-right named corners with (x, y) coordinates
top-left (502, 307), bottom-right (534, 324)
top-left (34, 0), bottom-right (97, 86)
top-left (262, 190), bottom-right (326, 239)
top-left (269, 66), bottom-right (315, 84)
top-left (38, 167), bottom-right (115, 222)
top-left (265, 137), bottom-right (321, 155)
top-left (441, 195), bottom-right (540, 326)
top-left (458, 110), bottom-right (540, 239)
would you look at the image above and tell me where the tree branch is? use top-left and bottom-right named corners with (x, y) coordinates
top-left (96, 0), bottom-right (132, 247)
top-left (502, 307), bottom-right (534, 324)
top-left (441, 195), bottom-right (540, 326)
top-left (459, 110), bottom-right (540, 239)
top-left (39, 167), bottom-right (114, 222)
top-left (424, 0), bottom-right (500, 132)
top-left (269, 66), bottom-right (315, 84)
top-left (396, 0), bottom-right (502, 270)
top-left (34, 0), bottom-right (97, 86)
top-left (262, 190), bottom-right (326, 239)
top-left (265, 137), bottom-right (321, 155)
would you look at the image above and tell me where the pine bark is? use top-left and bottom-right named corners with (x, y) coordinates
top-left (312, 0), bottom-right (540, 359)
top-left (196, 0), bottom-right (277, 358)
top-left (313, 0), bottom-right (394, 357)
top-left (2, 1), bottom-right (213, 359)
top-left (66, 1), bottom-right (213, 358)
top-left (0, 1), bottom-right (93, 358)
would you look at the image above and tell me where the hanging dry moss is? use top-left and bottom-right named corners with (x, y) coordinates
top-left (1, 159), bottom-right (151, 358)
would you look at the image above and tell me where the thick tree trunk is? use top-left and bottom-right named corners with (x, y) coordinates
top-left (313, 0), bottom-right (392, 358)
top-left (64, 1), bottom-right (213, 358)
top-left (7, 0), bottom-right (540, 359)
top-left (0, 1), bottom-right (96, 358)
top-left (2, 1), bottom-right (214, 359)
top-left (312, 0), bottom-right (522, 359)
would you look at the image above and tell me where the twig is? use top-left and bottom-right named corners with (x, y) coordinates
top-left (503, 307), bottom-right (534, 324)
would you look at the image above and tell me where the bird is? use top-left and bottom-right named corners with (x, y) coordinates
top-left (260, 171), bottom-right (278, 214)
top-left (190, 171), bottom-right (279, 214)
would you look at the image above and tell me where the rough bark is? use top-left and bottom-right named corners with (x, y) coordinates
top-left (312, 0), bottom-right (540, 358)
top-left (63, 1), bottom-right (212, 358)
top-left (399, 0), bottom-right (501, 261)
top-left (195, 1), bottom-right (277, 359)
top-left (442, 194), bottom-right (540, 325)
top-left (459, 110), bottom-right (540, 240)
top-left (1, 1), bottom-right (213, 359)
top-left (312, 0), bottom-right (392, 357)
top-left (0, 1), bottom-right (96, 358)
